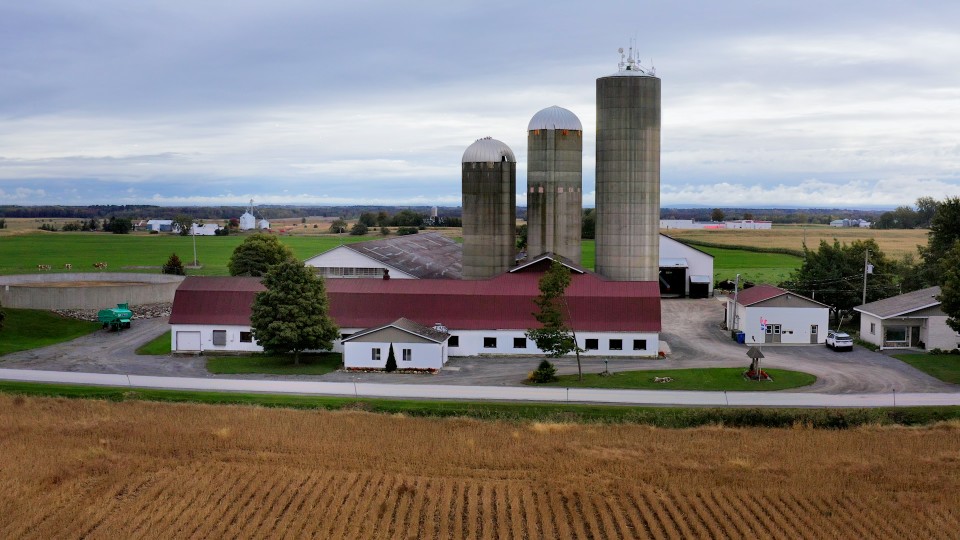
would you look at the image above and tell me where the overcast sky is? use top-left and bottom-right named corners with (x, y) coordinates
top-left (2, 0), bottom-right (958, 208)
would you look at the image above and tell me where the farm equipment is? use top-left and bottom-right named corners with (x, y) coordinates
top-left (98, 303), bottom-right (133, 331)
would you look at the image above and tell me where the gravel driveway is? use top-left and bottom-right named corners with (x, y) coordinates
top-left (1, 299), bottom-right (957, 394)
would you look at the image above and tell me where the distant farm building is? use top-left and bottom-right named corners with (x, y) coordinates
top-left (190, 223), bottom-right (221, 236)
top-left (659, 219), bottom-right (771, 230)
top-left (146, 219), bottom-right (175, 233)
top-left (830, 219), bottom-right (871, 228)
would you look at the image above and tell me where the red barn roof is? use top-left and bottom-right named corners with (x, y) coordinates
top-left (170, 273), bottom-right (661, 332)
top-left (729, 284), bottom-right (827, 308)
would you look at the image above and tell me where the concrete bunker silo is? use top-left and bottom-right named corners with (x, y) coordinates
top-left (594, 48), bottom-right (661, 281)
top-left (462, 137), bottom-right (517, 279)
top-left (526, 106), bottom-right (583, 263)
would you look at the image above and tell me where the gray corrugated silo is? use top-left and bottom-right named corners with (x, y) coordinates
top-left (527, 106), bottom-right (583, 263)
top-left (462, 137), bottom-right (517, 279)
top-left (595, 48), bottom-right (660, 281)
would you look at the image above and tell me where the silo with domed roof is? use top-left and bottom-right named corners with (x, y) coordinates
top-left (461, 137), bottom-right (517, 279)
top-left (526, 105), bottom-right (583, 263)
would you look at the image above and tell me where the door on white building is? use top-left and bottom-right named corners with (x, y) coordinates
top-left (810, 324), bottom-right (818, 344)
top-left (176, 331), bottom-right (201, 352)
top-left (765, 324), bottom-right (782, 344)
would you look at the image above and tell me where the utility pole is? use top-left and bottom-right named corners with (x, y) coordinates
top-left (862, 248), bottom-right (870, 305)
top-left (731, 273), bottom-right (741, 331)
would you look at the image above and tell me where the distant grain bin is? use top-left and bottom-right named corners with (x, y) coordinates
top-left (595, 47), bottom-right (661, 281)
top-left (462, 137), bottom-right (517, 279)
top-left (526, 106), bottom-right (583, 264)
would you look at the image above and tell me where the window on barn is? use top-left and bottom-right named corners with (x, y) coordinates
top-left (870, 323), bottom-right (876, 335)
top-left (609, 339), bottom-right (622, 350)
top-left (633, 339), bottom-right (647, 351)
top-left (212, 330), bottom-right (226, 346)
top-left (371, 348), bottom-right (381, 361)
top-left (513, 337), bottom-right (526, 349)
top-left (483, 337), bottom-right (497, 348)
top-left (240, 331), bottom-right (252, 343)
top-left (403, 348), bottom-right (412, 361)
top-left (448, 336), bottom-right (459, 347)
top-left (585, 338), bottom-right (598, 350)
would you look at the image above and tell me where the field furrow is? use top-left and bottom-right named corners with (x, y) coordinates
top-left (2, 397), bottom-right (959, 538)
top-left (277, 471), bottom-right (336, 540)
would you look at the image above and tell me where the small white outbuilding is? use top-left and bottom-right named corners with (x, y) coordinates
top-left (341, 318), bottom-right (450, 371)
top-left (725, 285), bottom-right (829, 345)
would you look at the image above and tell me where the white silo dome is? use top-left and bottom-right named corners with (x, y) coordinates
top-left (527, 106), bottom-right (583, 131)
top-left (462, 137), bottom-right (516, 163)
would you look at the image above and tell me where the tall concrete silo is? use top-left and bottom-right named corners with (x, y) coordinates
top-left (462, 137), bottom-right (517, 279)
top-left (595, 47), bottom-right (660, 281)
top-left (526, 106), bottom-right (583, 263)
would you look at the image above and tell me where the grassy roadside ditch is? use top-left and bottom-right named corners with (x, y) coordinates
top-left (543, 368), bottom-right (816, 391)
top-left (1, 380), bottom-right (959, 428)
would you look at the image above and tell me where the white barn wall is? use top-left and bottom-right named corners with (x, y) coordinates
top-left (742, 306), bottom-right (829, 345)
top-left (170, 324), bottom-right (263, 353)
top-left (344, 341), bottom-right (446, 370)
top-left (173, 324), bottom-right (658, 358)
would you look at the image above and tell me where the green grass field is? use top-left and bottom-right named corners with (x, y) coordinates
top-left (543, 367), bottom-right (816, 391)
top-left (893, 354), bottom-right (960, 385)
top-left (3, 232), bottom-right (800, 286)
top-left (206, 352), bottom-right (343, 375)
top-left (0, 308), bottom-right (101, 356)
top-left (0, 232), bottom-right (371, 276)
top-left (698, 245), bottom-right (802, 285)
top-left (136, 330), bottom-right (171, 355)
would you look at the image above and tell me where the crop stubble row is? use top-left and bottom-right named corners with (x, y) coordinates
top-left (1, 396), bottom-right (959, 538)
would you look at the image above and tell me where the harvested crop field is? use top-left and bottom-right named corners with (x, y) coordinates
top-left (2, 396), bottom-right (959, 539)
top-left (663, 226), bottom-right (929, 258)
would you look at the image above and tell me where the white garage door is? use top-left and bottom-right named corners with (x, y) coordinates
top-left (176, 331), bottom-right (202, 352)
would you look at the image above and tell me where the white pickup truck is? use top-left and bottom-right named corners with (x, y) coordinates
top-left (826, 330), bottom-right (854, 351)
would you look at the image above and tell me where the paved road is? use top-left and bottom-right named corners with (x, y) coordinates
top-left (1, 300), bottom-right (957, 396)
top-left (2, 367), bottom-right (958, 407)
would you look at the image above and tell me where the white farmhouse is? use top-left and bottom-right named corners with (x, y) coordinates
top-left (855, 286), bottom-right (960, 351)
top-left (725, 285), bottom-right (829, 345)
top-left (342, 318), bottom-right (450, 370)
top-left (189, 223), bottom-right (221, 236)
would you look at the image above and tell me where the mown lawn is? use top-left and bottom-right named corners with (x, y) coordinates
top-left (136, 330), bottom-right (171, 355)
top-left (206, 352), bottom-right (343, 375)
top-left (542, 367), bottom-right (816, 391)
top-left (893, 354), bottom-right (960, 385)
top-left (0, 232), bottom-right (372, 276)
top-left (0, 308), bottom-right (101, 356)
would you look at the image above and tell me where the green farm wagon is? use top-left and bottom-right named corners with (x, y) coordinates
top-left (98, 303), bottom-right (133, 331)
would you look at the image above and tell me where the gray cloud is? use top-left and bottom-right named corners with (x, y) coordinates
top-left (1, 0), bottom-right (959, 206)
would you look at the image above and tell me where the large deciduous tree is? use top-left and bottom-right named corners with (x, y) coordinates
top-left (919, 196), bottom-right (960, 285)
top-left (250, 260), bottom-right (339, 365)
top-left (228, 233), bottom-right (295, 277)
top-left (173, 215), bottom-right (194, 236)
top-left (525, 259), bottom-right (584, 380)
top-left (937, 241), bottom-right (960, 333)
top-left (784, 239), bottom-right (897, 325)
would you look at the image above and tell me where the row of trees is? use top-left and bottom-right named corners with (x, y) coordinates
top-left (871, 197), bottom-right (938, 229)
top-left (786, 196), bottom-right (960, 329)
